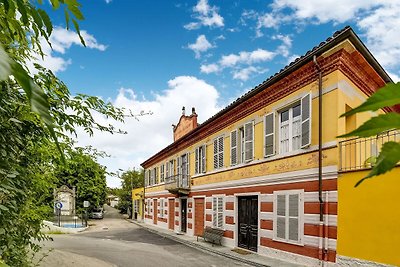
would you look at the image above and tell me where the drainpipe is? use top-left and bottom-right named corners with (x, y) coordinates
top-left (142, 169), bottom-right (145, 222)
top-left (313, 55), bottom-right (325, 263)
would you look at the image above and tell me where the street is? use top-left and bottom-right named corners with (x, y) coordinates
top-left (38, 205), bottom-right (248, 267)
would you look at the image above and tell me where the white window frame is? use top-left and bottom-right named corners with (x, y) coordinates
top-left (195, 145), bottom-right (206, 174)
top-left (213, 136), bottom-right (224, 169)
top-left (279, 103), bottom-right (301, 154)
top-left (273, 190), bottom-right (304, 245)
top-left (212, 196), bottom-right (224, 229)
top-left (160, 164), bottom-right (165, 183)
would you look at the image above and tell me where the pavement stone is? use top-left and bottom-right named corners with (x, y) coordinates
top-left (127, 219), bottom-right (303, 267)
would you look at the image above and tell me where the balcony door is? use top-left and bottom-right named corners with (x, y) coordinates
top-left (180, 154), bottom-right (188, 188)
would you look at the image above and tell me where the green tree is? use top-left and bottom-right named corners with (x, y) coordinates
top-left (55, 148), bottom-right (108, 213)
top-left (0, 1), bottom-right (126, 266)
top-left (116, 169), bottom-right (144, 214)
top-left (340, 82), bottom-right (400, 186)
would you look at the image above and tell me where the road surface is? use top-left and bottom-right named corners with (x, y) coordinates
top-left (39, 205), bottom-right (248, 267)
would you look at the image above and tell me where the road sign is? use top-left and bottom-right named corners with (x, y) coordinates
top-left (83, 201), bottom-right (90, 208)
top-left (55, 201), bottom-right (63, 209)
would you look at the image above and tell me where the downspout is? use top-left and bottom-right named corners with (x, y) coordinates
top-left (313, 55), bottom-right (326, 263)
top-left (142, 170), bottom-right (145, 222)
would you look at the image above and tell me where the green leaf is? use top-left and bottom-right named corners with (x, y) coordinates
top-left (339, 113), bottom-right (400, 138)
top-left (50, 0), bottom-right (60, 9)
top-left (16, 0), bottom-right (28, 25)
top-left (356, 141), bottom-right (400, 187)
top-left (38, 8), bottom-right (53, 37)
top-left (0, 204), bottom-right (8, 211)
top-left (64, 8), bottom-right (70, 30)
top-left (0, 46), bottom-right (12, 80)
top-left (341, 83), bottom-right (400, 117)
top-left (65, 0), bottom-right (84, 20)
top-left (72, 19), bottom-right (85, 47)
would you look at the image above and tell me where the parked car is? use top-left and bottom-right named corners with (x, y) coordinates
top-left (90, 207), bottom-right (104, 219)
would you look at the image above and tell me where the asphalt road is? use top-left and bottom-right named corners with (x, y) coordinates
top-left (39, 205), bottom-right (248, 267)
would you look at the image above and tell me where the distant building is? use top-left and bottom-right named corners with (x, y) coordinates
top-left (132, 187), bottom-right (144, 221)
top-left (141, 26), bottom-right (399, 267)
top-left (106, 195), bottom-right (119, 208)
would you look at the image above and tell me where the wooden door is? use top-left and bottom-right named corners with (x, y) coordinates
top-left (153, 199), bottom-right (158, 225)
top-left (238, 196), bottom-right (258, 252)
top-left (168, 199), bottom-right (174, 230)
top-left (194, 198), bottom-right (205, 236)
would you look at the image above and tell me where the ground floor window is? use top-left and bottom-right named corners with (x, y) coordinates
top-left (212, 196), bottom-right (224, 229)
top-left (273, 190), bottom-right (304, 244)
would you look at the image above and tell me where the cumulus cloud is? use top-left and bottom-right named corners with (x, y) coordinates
top-left (74, 76), bottom-right (222, 187)
top-left (187, 35), bottom-right (213, 58)
top-left (27, 27), bottom-right (107, 74)
top-left (184, 0), bottom-right (224, 30)
top-left (233, 66), bottom-right (267, 81)
top-left (246, 1), bottom-right (400, 70)
top-left (200, 63), bottom-right (220, 74)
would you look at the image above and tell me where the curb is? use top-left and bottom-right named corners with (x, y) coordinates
top-left (126, 219), bottom-right (270, 267)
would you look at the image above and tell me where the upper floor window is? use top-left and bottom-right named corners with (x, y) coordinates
top-left (213, 136), bottom-right (224, 169)
top-left (266, 93), bottom-right (311, 156)
top-left (167, 159), bottom-right (174, 178)
top-left (195, 145), bottom-right (206, 174)
top-left (231, 121), bottom-right (254, 165)
top-left (279, 103), bottom-right (301, 153)
top-left (160, 164), bottom-right (165, 183)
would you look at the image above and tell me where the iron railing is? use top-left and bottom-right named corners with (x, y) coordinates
top-left (164, 174), bottom-right (191, 192)
top-left (339, 129), bottom-right (400, 172)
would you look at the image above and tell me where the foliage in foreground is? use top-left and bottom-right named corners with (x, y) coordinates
top-left (0, 0), bottom-right (125, 266)
top-left (340, 82), bottom-right (400, 186)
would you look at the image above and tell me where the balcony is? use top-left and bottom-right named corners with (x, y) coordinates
top-left (339, 129), bottom-right (400, 172)
top-left (164, 174), bottom-right (191, 195)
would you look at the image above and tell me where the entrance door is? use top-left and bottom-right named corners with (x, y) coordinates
top-left (168, 199), bottom-right (174, 230)
top-left (181, 198), bottom-right (187, 232)
top-left (194, 198), bottom-right (205, 236)
top-left (238, 196), bottom-right (258, 252)
top-left (153, 199), bottom-right (158, 225)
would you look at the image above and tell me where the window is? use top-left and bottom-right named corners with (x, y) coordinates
top-left (160, 164), bottom-right (165, 183)
top-left (146, 170), bottom-right (151, 186)
top-left (212, 196), bottom-right (224, 229)
top-left (195, 145), bottom-right (206, 174)
top-left (177, 153), bottom-right (189, 188)
top-left (167, 160), bottom-right (174, 177)
top-left (273, 190), bottom-right (303, 244)
top-left (160, 199), bottom-right (164, 218)
top-left (155, 167), bottom-right (159, 184)
top-left (231, 121), bottom-right (254, 165)
top-left (213, 136), bottom-right (224, 169)
top-left (150, 168), bottom-right (155, 185)
top-left (279, 93), bottom-right (311, 154)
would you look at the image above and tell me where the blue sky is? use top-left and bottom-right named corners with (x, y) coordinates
top-left (37, 0), bottom-right (400, 187)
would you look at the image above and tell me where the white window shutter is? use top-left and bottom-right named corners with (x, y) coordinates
top-left (195, 147), bottom-right (199, 174)
top-left (177, 157), bottom-right (181, 175)
top-left (244, 121), bottom-right (254, 162)
top-left (212, 197), bottom-right (217, 227)
top-left (217, 197), bottom-right (224, 228)
top-left (213, 139), bottom-right (218, 169)
top-left (201, 145), bottom-right (206, 173)
top-left (230, 130), bottom-right (238, 165)
top-left (301, 93), bottom-right (311, 148)
top-left (166, 161), bottom-right (169, 178)
top-left (288, 194), bottom-right (299, 241)
top-left (218, 136), bottom-right (224, 168)
top-left (265, 113), bottom-right (275, 157)
top-left (276, 194), bottom-right (286, 239)
top-left (186, 153), bottom-right (189, 176)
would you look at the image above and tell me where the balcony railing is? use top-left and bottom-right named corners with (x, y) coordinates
top-left (164, 174), bottom-right (191, 194)
top-left (339, 129), bottom-right (400, 172)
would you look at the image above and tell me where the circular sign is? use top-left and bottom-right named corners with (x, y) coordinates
top-left (55, 202), bottom-right (63, 209)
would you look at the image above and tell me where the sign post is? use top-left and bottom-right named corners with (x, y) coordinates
top-left (54, 201), bottom-right (63, 227)
top-left (83, 201), bottom-right (90, 227)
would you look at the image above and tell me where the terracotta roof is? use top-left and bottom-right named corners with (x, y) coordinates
top-left (141, 26), bottom-right (392, 168)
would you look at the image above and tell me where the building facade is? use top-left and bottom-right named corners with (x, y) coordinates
top-left (141, 27), bottom-right (399, 266)
top-left (132, 187), bottom-right (144, 221)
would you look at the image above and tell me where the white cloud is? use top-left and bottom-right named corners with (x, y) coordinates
top-left (260, 1), bottom-right (400, 69)
top-left (200, 63), bottom-right (220, 74)
top-left (74, 76), bottom-right (222, 187)
top-left (220, 49), bottom-right (276, 67)
top-left (27, 27), bottom-right (107, 74)
top-left (188, 35), bottom-right (213, 58)
top-left (184, 0), bottom-right (224, 30)
top-left (105, 0), bottom-right (112, 3)
top-left (273, 34), bottom-right (292, 57)
top-left (388, 71), bottom-right (400, 83)
top-left (233, 66), bottom-right (267, 81)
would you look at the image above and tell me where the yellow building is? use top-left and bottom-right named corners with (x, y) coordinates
top-left (141, 26), bottom-right (398, 266)
top-left (132, 187), bottom-right (144, 221)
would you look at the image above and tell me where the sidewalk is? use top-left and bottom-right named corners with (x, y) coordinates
top-left (127, 219), bottom-right (303, 267)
